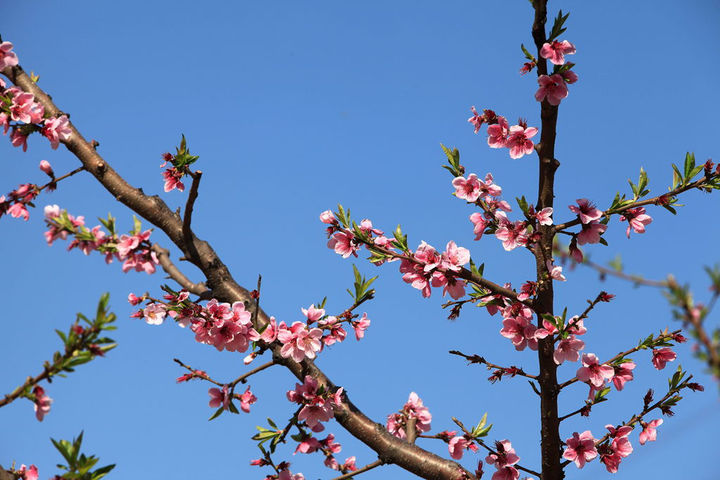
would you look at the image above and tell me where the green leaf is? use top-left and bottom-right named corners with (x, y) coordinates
top-left (683, 152), bottom-right (695, 180)
top-left (520, 43), bottom-right (535, 61)
top-left (208, 407), bottom-right (224, 421)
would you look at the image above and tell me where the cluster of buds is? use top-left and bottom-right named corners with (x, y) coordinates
top-left (159, 135), bottom-right (199, 192)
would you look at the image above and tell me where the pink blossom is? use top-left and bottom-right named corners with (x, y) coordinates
top-left (562, 431), bottom-right (598, 468)
top-left (32, 386), bottom-right (52, 421)
top-left (278, 321), bottom-right (324, 362)
top-left (639, 419), bottom-right (662, 445)
top-left (10, 92), bottom-right (41, 123)
top-left (162, 168), bottom-right (185, 192)
top-left (452, 174), bottom-right (482, 202)
top-left (485, 440), bottom-right (520, 476)
top-left (0, 42), bottom-right (19, 70)
top-left (10, 129), bottom-right (28, 151)
top-left (39, 160), bottom-right (54, 176)
top-left (259, 317), bottom-right (279, 343)
top-left (561, 69), bottom-right (579, 84)
top-left (42, 115), bottom-right (71, 149)
top-left (208, 301), bottom-right (259, 352)
top-left (352, 313), bottom-right (370, 340)
top-left (301, 304), bottom-right (325, 322)
top-left (468, 106), bottom-right (484, 134)
top-left (441, 240), bottom-right (470, 271)
top-left (487, 116), bottom-right (509, 148)
top-left (386, 392), bottom-right (432, 439)
top-left (0, 113), bottom-right (8, 134)
top-left (546, 259), bottom-right (566, 281)
top-left (7, 201), bottom-right (29, 220)
top-left (295, 435), bottom-right (321, 454)
top-left (577, 221), bottom-right (607, 245)
top-left (535, 207), bottom-right (553, 226)
top-left (359, 218), bottom-right (383, 235)
top-left (569, 199), bottom-right (603, 224)
top-left (327, 229), bottom-right (359, 258)
top-left (620, 207), bottom-right (652, 238)
top-left (321, 433), bottom-right (342, 453)
top-left (651, 347), bottom-right (676, 370)
top-left (494, 215), bottom-right (529, 251)
top-left (208, 385), bottom-right (231, 410)
top-left (239, 386), bottom-right (257, 413)
top-left (576, 353), bottom-right (614, 388)
top-left (116, 230), bottom-right (152, 258)
top-left (341, 457), bottom-right (357, 472)
top-left (500, 315), bottom-right (549, 351)
top-left (287, 376), bottom-right (340, 430)
top-left (470, 212), bottom-right (488, 240)
top-left (431, 272), bottom-right (467, 299)
top-left (448, 436), bottom-right (478, 460)
top-left (128, 293), bottom-right (142, 305)
top-left (143, 303), bottom-right (167, 325)
top-left (554, 335), bottom-right (585, 364)
top-left (319, 210), bottom-right (337, 224)
top-left (535, 74), bottom-right (569, 106)
top-left (318, 316), bottom-right (347, 345)
top-left (505, 124), bottom-right (538, 159)
top-left (612, 361), bottom-right (636, 390)
top-left (17, 464), bottom-right (38, 480)
top-left (540, 40), bottom-right (576, 65)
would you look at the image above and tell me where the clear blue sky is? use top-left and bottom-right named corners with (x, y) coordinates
top-left (1, 1), bottom-right (719, 479)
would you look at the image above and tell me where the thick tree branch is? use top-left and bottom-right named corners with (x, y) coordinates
top-left (151, 244), bottom-right (209, 296)
top-left (2, 64), bottom-right (475, 480)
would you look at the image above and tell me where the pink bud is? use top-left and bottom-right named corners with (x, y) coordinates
top-left (39, 160), bottom-right (54, 177)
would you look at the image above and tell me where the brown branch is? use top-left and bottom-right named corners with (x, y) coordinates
top-left (151, 244), bottom-right (208, 296)
top-left (3, 64), bottom-right (475, 480)
top-left (230, 360), bottom-right (276, 388)
top-left (37, 165), bottom-right (86, 193)
top-left (553, 174), bottom-right (718, 233)
top-left (182, 171), bottom-right (202, 261)
top-left (330, 459), bottom-right (384, 480)
top-left (173, 358), bottom-right (223, 387)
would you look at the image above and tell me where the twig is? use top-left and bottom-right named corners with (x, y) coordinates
top-left (449, 350), bottom-right (537, 380)
top-left (182, 171), bottom-right (202, 261)
top-left (172, 358), bottom-right (223, 387)
top-left (151, 244), bottom-right (209, 296)
top-left (37, 165), bottom-right (86, 192)
top-left (230, 360), bottom-right (276, 387)
top-left (330, 459), bottom-right (384, 480)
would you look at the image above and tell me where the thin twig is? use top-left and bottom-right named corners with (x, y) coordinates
top-left (152, 244), bottom-right (208, 296)
top-left (449, 350), bottom-right (537, 380)
top-left (182, 171), bottom-right (202, 260)
top-left (330, 459), bottom-right (384, 480)
top-left (230, 360), bottom-right (276, 387)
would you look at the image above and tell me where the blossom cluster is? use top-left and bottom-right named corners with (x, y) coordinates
top-left (385, 392), bottom-right (432, 440)
top-left (133, 292), bottom-right (371, 365)
top-left (287, 375), bottom-right (344, 433)
top-left (293, 432), bottom-right (357, 472)
top-left (562, 418), bottom-right (665, 474)
top-left (43, 206), bottom-right (160, 274)
top-left (535, 40), bottom-right (578, 106)
top-left (0, 182), bottom-right (38, 221)
top-left (0, 44), bottom-right (72, 152)
top-left (467, 108), bottom-right (538, 160)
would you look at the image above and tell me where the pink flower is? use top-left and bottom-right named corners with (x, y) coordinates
top-left (546, 259), bottom-right (566, 281)
top-left (577, 221), bottom-right (607, 245)
top-left (352, 313), bottom-right (370, 340)
top-left (569, 199), bottom-right (603, 224)
top-left (239, 386), bottom-right (257, 413)
top-left (431, 272), bottom-right (467, 299)
top-left (208, 385), bottom-right (231, 410)
top-left (468, 106), bottom-right (484, 134)
top-left (469, 212), bottom-right (488, 240)
top-left (7, 201), bottom-right (29, 220)
top-left (651, 347), bottom-right (676, 370)
top-left (562, 431), bottom-right (598, 468)
top-left (42, 115), bottom-right (71, 149)
top-left (535, 207), bottom-right (553, 226)
top-left (259, 317), bottom-right (279, 343)
top-left (39, 160), bottom-right (54, 176)
top-left (128, 293), bottom-right (142, 305)
top-left (0, 42), bottom-right (19, 70)
top-left (554, 335), bottom-right (585, 365)
top-left (341, 457), bottom-right (357, 472)
top-left (441, 240), bottom-right (470, 271)
top-left (448, 436), bottom-right (478, 460)
top-left (494, 215), bottom-right (529, 251)
top-left (0, 112), bottom-right (8, 134)
top-left (301, 304), bottom-right (325, 322)
top-left (639, 419), bottom-right (662, 445)
top-left (327, 229), bottom-right (359, 258)
top-left (500, 315), bottom-right (549, 351)
top-left (485, 440), bottom-right (520, 479)
top-left (162, 168), bottom-right (185, 192)
top-left (287, 376), bottom-right (340, 430)
top-left (278, 321), bottom-right (324, 362)
top-left (452, 174), bottom-right (482, 202)
top-left (386, 392), bottom-right (432, 439)
top-left (10, 128), bottom-right (28, 151)
top-left (620, 207), bottom-right (652, 238)
top-left (32, 386), bottom-right (52, 421)
top-left (487, 116), bottom-right (509, 148)
top-left (612, 361), bottom-right (636, 390)
top-left (295, 435), bottom-right (321, 454)
top-left (319, 210), bottom-right (337, 224)
top-left (561, 69), bottom-right (579, 84)
top-left (17, 464), bottom-right (38, 480)
top-left (505, 124), bottom-right (538, 159)
top-left (535, 74), bottom-right (569, 106)
top-left (143, 303), bottom-right (167, 325)
top-left (576, 353), bottom-right (614, 388)
top-left (540, 40), bottom-right (576, 65)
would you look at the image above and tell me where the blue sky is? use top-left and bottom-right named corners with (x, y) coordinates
top-left (1, 1), bottom-right (719, 479)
